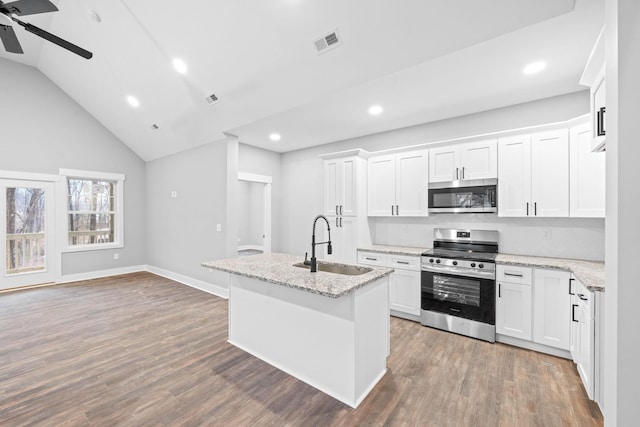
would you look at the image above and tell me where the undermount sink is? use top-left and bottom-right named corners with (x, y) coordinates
top-left (293, 262), bottom-right (372, 276)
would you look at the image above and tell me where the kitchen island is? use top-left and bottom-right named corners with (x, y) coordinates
top-left (202, 253), bottom-right (393, 408)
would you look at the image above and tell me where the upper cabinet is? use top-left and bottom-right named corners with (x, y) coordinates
top-left (570, 122), bottom-right (606, 218)
top-left (429, 139), bottom-right (497, 183)
top-left (579, 27), bottom-right (606, 152)
top-left (498, 129), bottom-right (569, 217)
top-left (368, 149), bottom-right (429, 217)
top-left (324, 155), bottom-right (360, 217)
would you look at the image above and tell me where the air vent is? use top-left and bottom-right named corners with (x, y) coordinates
top-left (205, 93), bottom-right (219, 105)
top-left (150, 124), bottom-right (160, 131)
top-left (314, 29), bottom-right (342, 54)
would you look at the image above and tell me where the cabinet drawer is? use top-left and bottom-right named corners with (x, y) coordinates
top-left (389, 255), bottom-right (420, 271)
top-left (358, 251), bottom-right (389, 266)
top-left (497, 265), bottom-right (532, 285)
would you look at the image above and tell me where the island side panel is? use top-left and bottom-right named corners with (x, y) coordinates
top-left (228, 275), bottom-right (358, 406)
top-left (353, 276), bottom-right (390, 407)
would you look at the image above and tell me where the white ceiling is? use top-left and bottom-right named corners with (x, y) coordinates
top-left (1, 0), bottom-right (603, 160)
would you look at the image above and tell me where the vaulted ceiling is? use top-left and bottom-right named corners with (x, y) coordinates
top-left (1, 0), bottom-right (603, 160)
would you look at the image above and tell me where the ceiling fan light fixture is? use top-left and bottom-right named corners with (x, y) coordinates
top-left (127, 95), bottom-right (140, 108)
top-left (173, 58), bottom-right (188, 74)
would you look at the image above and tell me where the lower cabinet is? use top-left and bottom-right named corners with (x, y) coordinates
top-left (496, 265), bottom-right (532, 340)
top-left (358, 251), bottom-right (421, 317)
top-left (532, 269), bottom-right (571, 350)
top-left (571, 276), bottom-right (596, 400)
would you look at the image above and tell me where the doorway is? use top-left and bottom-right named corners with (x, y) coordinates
top-left (237, 172), bottom-right (272, 256)
top-left (0, 178), bottom-right (56, 290)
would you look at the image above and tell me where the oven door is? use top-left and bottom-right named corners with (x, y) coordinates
top-left (421, 268), bottom-right (495, 324)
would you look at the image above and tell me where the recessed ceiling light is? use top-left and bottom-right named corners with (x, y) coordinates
top-left (173, 58), bottom-right (188, 74)
top-left (126, 96), bottom-right (140, 108)
top-left (269, 133), bottom-right (281, 142)
top-left (523, 61), bottom-right (547, 75)
top-left (368, 105), bottom-right (383, 116)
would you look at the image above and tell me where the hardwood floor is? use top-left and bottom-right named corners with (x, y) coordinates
top-left (0, 272), bottom-right (603, 426)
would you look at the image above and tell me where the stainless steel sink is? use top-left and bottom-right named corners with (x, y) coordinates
top-left (293, 262), bottom-right (372, 276)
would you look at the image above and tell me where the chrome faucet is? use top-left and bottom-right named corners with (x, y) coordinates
top-left (308, 214), bottom-right (332, 272)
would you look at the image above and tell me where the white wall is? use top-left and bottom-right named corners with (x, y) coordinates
top-left (237, 180), bottom-right (264, 248)
top-left (146, 138), bottom-right (236, 283)
top-left (0, 58), bottom-right (147, 276)
top-left (281, 91), bottom-right (605, 260)
top-left (238, 143), bottom-right (282, 251)
top-left (604, 0), bottom-right (640, 424)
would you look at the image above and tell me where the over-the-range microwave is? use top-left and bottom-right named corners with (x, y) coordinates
top-left (428, 178), bottom-right (497, 214)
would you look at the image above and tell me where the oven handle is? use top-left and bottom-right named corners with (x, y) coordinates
top-left (421, 264), bottom-right (495, 280)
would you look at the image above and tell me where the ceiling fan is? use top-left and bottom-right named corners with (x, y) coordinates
top-left (0, 0), bottom-right (92, 59)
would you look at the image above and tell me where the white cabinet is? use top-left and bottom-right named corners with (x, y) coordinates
top-left (324, 216), bottom-right (357, 264)
top-left (429, 139), bottom-right (497, 183)
top-left (570, 277), bottom-right (596, 400)
top-left (570, 122), bottom-right (606, 218)
top-left (532, 268), bottom-right (571, 350)
top-left (498, 129), bottom-right (569, 217)
top-left (358, 251), bottom-right (421, 316)
top-left (324, 156), bottom-right (358, 217)
top-left (496, 265), bottom-right (532, 340)
top-left (579, 28), bottom-right (606, 152)
top-left (368, 149), bottom-right (429, 217)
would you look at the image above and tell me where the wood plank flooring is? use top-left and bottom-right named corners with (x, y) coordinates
top-left (0, 272), bottom-right (603, 426)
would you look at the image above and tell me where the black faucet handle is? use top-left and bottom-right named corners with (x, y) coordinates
top-left (303, 252), bottom-right (310, 265)
top-left (327, 242), bottom-right (332, 255)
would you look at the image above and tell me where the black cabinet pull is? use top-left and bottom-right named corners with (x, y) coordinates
top-left (340, 205), bottom-right (343, 216)
top-left (340, 217), bottom-right (343, 228)
top-left (597, 106), bottom-right (606, 136)
top-left (498, 283), bottom-right (501, 298)
top-left (504, 272), bottom-right (523, 278)
top-left (396, 261), bottom-right (410, 265)
top-left (534, 202), bottom-right (537, 216)
top-left (462, 167), bottom-right (465, 179)
top-left (391, 205), bottom-right (394, 215)
top-left (365, 257), bottom-right (377, 261)
top-left (569, 278), bottom-right (575, 295)
top-left (396, 205), bottom-right (399, 216)
top-left (526, 202), bottom-right (529, 216)
top-left (456, 167), bottom-right (459, 180)
top-left (572, 304), bottom-right (578, 322)
top-left (335, 205), bottom-right (339, 215)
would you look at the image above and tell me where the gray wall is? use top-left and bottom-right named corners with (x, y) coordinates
top-left (238, 143), bottom-right (282, 252)
top-left (0, 58), bottom-right (146, 275)
top-left (146, 139), bottom-right (235, 282)
top-left (237, 180), bottom-right (264, 248)
top-left (281, 91), bottom-right (605, 260)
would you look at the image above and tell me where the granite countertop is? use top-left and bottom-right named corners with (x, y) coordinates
top-left (496, 254), bottom-right (605, 292)
top-left (358, 245), bottom-right (428, 256)
top-left (202, 252), bottom-right (393, 299)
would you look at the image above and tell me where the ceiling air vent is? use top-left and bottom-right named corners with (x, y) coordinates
top-left (150, 124), bottom-right (160, 131)
top-left (314, 29), bottom-right (342, 54)
top-left (205, 93), bottom-right (219, 105)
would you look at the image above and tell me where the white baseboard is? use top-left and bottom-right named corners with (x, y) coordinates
top-left (496, 334), bottom-right (572, 359)
top-left (59, 265), bottom-right (146, 284)
top-left (146, 265), bottom-right (229, 299)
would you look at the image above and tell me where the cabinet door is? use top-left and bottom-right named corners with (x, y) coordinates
top-left (570, 280), bottom-right (580, 362)
top-left (389, 269), bottom-right (421, 316)
top-left (368, 155), bottom-right (396, 216)
top-left (461, 139), bottom-right (497, 180)
top-left (395, 150), bottom-right (429, 216)
top-left (577, 302), bottom-right (594, 399)
top-left (531, 130), bottom-right (569, 217)
top-left (325, 216), bottom-right (358, 264)
top-left (496, 281), bottom-right (532, 340)
top-left (533, 269), bottom-right (571, 350)
top-left (498, 135), bottom-right (532, 217)
top-left (429, 145), bottom-right (460, 183)
top-left (340, 157), bottom-right (357, 216)
top-left (570, 123), bottom-right (606, 217)
top-left (324, 159), bottom-right (340, 217)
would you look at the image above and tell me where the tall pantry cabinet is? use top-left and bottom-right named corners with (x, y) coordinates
top-left (321, 150), bottom-right (371, 264)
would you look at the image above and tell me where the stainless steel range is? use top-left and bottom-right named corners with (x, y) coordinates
top-left (420, 228), bottom-right (499, 342)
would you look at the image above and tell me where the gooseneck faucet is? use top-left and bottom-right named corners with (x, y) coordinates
top-left (309, 214), bottom-right (332, 272)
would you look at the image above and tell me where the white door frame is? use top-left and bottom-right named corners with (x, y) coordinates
top-left (0, 171), bottom-right (60, 290)
top-left (237, 172), bottom-right (272, 253)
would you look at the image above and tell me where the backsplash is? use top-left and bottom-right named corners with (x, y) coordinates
top-left (369, 215), bottom-right (605, 261)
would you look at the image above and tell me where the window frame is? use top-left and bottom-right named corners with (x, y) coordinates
top-left (59, 169), bottom-right (125, 253)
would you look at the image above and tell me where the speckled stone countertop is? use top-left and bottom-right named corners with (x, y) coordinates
top-left (202, 252), bottom-right (393, 298)
top-left (497, 254), bottom-right (605, 292)
top-left (358, 245), bottom-right (428, 256)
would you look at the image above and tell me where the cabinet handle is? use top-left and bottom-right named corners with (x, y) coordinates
top-left (526, 202), bottom-right (529, 216)
top-left (340, 217), bottom-right (343, 228)
top-left (391, 205), bottom-right (395, 215)
top-left (569, 278), bottom-right (575, 295)
top-left (456, 167), bottom-right (459, 180)
top-left (396, 205), bottom-right (399, 216)
top-left (498, 283), bottom-right (501, 298)
top-left (534, 202), bottom-right (537, 216)
top-left (396, 261), bottom-right (410, 265)
top-left (572, 304), bottom-right (578, 322)
top-left (504, 272), bottom-right (523, 277)
top-left (365, 257), bottom-right (377, 261)
top-left (578, 293), bottom-right (588, 301)
top-left (336, 205), bottom-right (339, 215)
top-left (597, 107), bottom-right (606, 136)
top-left (462, 167), bottom-right (465, 179)
top-left (340, 205), bottom-right (343, 216)
top-left (335, 217), bottom-right (339, 227)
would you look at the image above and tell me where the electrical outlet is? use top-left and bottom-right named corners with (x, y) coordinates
top-left (543, 230), bottom-right (552, 240)
top-left (171, 191), bottom-right (178, 199)
top-left (216, 224), bottom-right (222, 232)
top-left (113, 253), bottom-right (119, 260)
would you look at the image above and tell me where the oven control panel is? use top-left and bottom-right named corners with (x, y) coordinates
top-left (421, 256), bottom-right (496, 272)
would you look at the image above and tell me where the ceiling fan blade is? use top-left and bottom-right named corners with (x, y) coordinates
top-left (1, 0), bottom-right (58, 16)
top-left (0, 23), bottom-right (23, 53)
top-left (14, 19), bottom-right (92, 59)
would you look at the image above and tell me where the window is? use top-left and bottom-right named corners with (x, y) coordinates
top-left (59, 169), bottom-right (124, 251)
